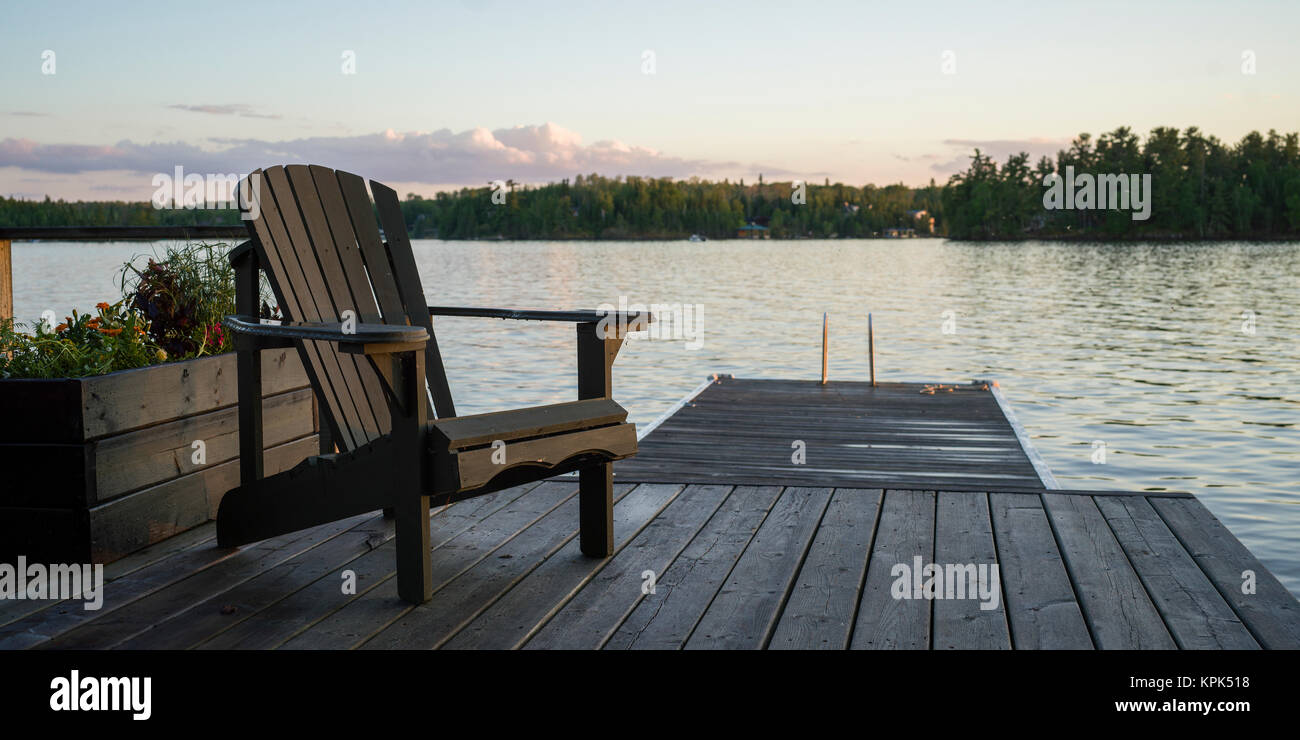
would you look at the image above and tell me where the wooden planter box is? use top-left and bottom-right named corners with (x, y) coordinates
top-left (0, 349), bottom-right (320, 564)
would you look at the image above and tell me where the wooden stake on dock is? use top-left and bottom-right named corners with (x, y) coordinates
top-left (0, 239), bottom-right (11, 325)
top-left (821, 312), bottom-right (828, 385)
top-left (868, 312), bottom-right (875, 387)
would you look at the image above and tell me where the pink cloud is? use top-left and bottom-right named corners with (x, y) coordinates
top-left (0, 123), bottom-right (782, 188)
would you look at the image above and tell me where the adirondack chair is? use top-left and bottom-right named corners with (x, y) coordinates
top-left (216, 164), bottom-right (648, 604)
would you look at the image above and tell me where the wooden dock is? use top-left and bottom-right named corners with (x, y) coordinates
top-left (3, 377), bottom-right (1297, 650)
top-left (617, 376), bottom-right (1052, 490)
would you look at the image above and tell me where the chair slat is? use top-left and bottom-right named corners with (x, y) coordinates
top-left (285, 165), bottom-right (392, 435)
top-left (309, 167), bottom-right (382, 323)
top-left (261, 166), bottom-right (376, 447)
top-left (241, 168), bottom-right (357, 450)
top-left (334, 171), bottom-right (407, 326)
top-left (336, 169), bottom-right (441, 423)
top-left (263, 166), bottom-right (379, 444)
top-left (371, 180), bottom-right (457, 420)
top-left (241, 165), bottom-right (462, 450)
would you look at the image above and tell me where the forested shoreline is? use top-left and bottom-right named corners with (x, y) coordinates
top-left (2, 127), bottom-right (1297, 241)
top-left (943, 127), bottom-right (1300, 240)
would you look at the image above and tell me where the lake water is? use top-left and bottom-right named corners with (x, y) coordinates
top-left (11, 239), bottom-right (1300, 595)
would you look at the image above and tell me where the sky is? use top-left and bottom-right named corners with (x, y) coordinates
top-left (1, 0), bottom-right (1297, 200)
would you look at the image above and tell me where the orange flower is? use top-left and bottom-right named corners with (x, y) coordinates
top-left (96, 302), bottom-right (111, 311)
top-left (100, 328), bottom-right (123, 336)
top-left (54, 323), bottom-right (68, 332)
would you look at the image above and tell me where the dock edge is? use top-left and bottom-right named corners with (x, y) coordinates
top-left (980, 378), bottom-right (1060, 489)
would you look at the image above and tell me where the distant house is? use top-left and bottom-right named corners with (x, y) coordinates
top-left (736, 223), bottom-right (770, 239)
top-left (884, 227), bottom-right (917, 238)
top-left (907, 209), bottom-right (935, 234)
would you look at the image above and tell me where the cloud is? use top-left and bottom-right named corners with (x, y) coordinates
top-left (928, 137), bottom-right (1069, 174)
top-left (168, 104), bottom-right (282, 119)
top-left (0, 122), bottom-right (765, 186)
top-left (6, 111), bottom-right (50, 117)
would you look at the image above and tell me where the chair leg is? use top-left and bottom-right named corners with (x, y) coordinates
top-left (394, 491), bottom-right (432, 604)
top-left (579, 462), bottom-right (614, 557)
top-left (387, 347), bottom-right (430, 604)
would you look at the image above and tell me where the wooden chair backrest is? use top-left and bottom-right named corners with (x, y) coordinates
top-left (238, 164), bottom-right (456, 452)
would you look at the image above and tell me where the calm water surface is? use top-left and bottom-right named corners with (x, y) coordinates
top-left (12, 239), bottom-right (1300, 595)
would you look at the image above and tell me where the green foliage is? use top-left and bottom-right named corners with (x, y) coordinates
top-left (942, 127), bottom-right (1300, 239)
top-left (0, 177), bottom-right (943, 240)
top-left (0, 300), bottom-right (162, 379)
top-left (0, 197), bottom-right (240, 228)
top-left (121, 242), bottom-right (236, 358)
top-left (397, 175), bottom-right (943, 239)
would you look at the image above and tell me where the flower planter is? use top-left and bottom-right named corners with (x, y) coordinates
top-left (0, 348), bottom-right (320, 564)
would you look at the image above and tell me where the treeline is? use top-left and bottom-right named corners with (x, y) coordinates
top-left (0, 177), bottom-right (941, 240)
top-left (4, 126), bottom-right (1298, 241)
top-left (0, 197), bottom-right (240, 228)
top-left (942, 127), bottom-right (1300, 239)
top-left (400, 175), bottom-right (942, 239)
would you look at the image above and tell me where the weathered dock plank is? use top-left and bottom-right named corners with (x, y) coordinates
top-left (0, 521), bottom-right (219, 635)
top-left (197, 484), bottom-right (538, 649)
top-left (931, 491), bottom-right (1011, 650)
top-left (685, 487), bottom-right (832, 649)
top-left (989, 492), bottom-right (1092, 649)
top-left (36, 512), bottom-right (374, 650)
top-left (1096, 495), bottom-right (1258, 649)
top-left (444, 483), bottom-right (688, 649)
top-left (1042, 493), bottom-right (1175, 649)
top-left (769, 489), bottom-right (881, 650)
top-left (1150, 497), bottom-right (1300, 649)
top-left (345, 483), bottom-right (646, 650)
top-left (279, 480), bottom-right (590, 650)
top-left (523, 485), bottom-right (732, 650)
top-left (850, 489), bottom-right (935, 649)
top-left (116, 516), bottom-right (395, 649)
top-left (604, 486), bottom-right (784, 650)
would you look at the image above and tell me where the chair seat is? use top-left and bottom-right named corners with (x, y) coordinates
top-left (427, 398), bottom-right (638, 496)
top-left (428, 398), bottom-right (628, 450)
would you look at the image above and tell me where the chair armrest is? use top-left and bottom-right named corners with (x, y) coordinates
top-left (428, 306), bottom-right (651, 329)
top-left (223, 315), bottom-right (429, 345)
